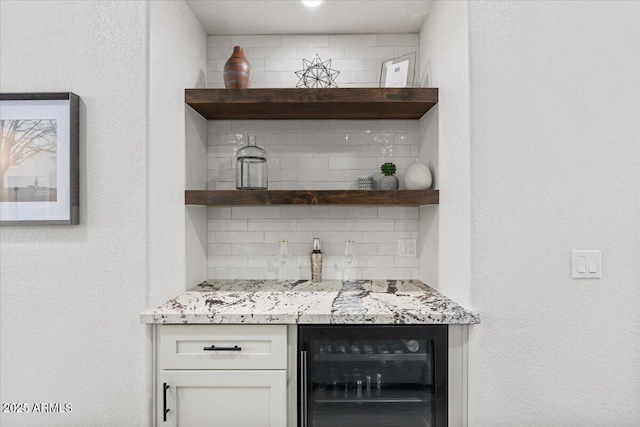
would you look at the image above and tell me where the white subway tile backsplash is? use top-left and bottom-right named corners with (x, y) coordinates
top-left (377, 243), bottom-right (397, 256)
top-left (232, 35), bottom-right (281, 47)
top-left (216, 232), bottom-right (264, 243)
top-left (394, 257), bottom-right (420, 268)
top-left (269, 169), bottom-right (297, 182)
top-left (362, 231), bottom-right (411, 243)
top-left (268, 145), bottom-right (313, 158)
top-left (378, 120), bottom-right (419, 133)
top-left (208, 157), bottom-right (232, 170)
top-left (300, 170), bottom-right (346, 182)
top-left (346, 219), bottom-right (395, 232)
top-left (330, 58), bottom-right (385, 72)
top-left (208, 133), bottom-right (244, 146)
top-left (208, 219), bottom-right (248, 231)
top-left (377, 207), bottom-right (420, 219)
top-left (281, 206), bottom-right (329, 218)
top-left (360, 267), bottom-right (411, 279)
top-left (282, 35), bottom-right (329, 47)
top-left (297, 219), bottom-right (346, 231)
top-left (264, 59), bottom-right (305, 71)
top-left (345, 46), bottom-right (394, 59)
top-left (206, 32), bottom-right (423, 280)
top-left (328, 207), bottom-right (378, 219)
top-left (394, 46), bottom-right (419, 57)
top-left (215, 267), bottom-right (265, 280)
top-left (329, 34), bottom-right (377, 46)
top-left (313, 145), bottom-right (361, 157)
top-left (208, 207), bottom-right (232, 219)
top-left (394, 219), bottom-right (420, 231)
top-left (280, 120), bottom-right (329, 133)
top-left (231, 207), bottom-right (280, 219)
top-left (208, 120), bottom-right (232, 134)
top-left (314, 231), bottom-right (363, 244)
top-left (328, 120), bottom-right (378, 134)
top-left (208, 244), bottom-right (232, 256)
top-left (377, 34), bottom-right (419, 47)
top-left (215, 181), bottom-right (236, 190)
top-left (243, 47), bottom-right (298, 59)
top-left (279, 158), bottom-right (328, 170)
top-left (248, 219), bottom-right (296, 231)
top-left (329, 157), bottom-right (378, 170)
top-left (337, 71), bottom-right (378, 84)
top-left (296, 133), bottom-right (346, 146)
top-left (232, 243), bottom-right (278, 256)
top-left (264, 231), bottom-right (313, 243)
top-left (208, 256), bottom-right (248, 268)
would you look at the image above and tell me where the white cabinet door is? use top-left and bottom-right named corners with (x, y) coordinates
top-left (160, 370), bottom-right (287, 427)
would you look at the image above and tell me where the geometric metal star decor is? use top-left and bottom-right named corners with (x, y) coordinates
top-left (295, 55), bottom-right (340, 88)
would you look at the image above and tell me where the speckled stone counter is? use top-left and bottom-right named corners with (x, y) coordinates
top-left (140, 280), bottom-right (479, 325)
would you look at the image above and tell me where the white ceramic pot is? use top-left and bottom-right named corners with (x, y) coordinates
top-left (405, 162), bottom-right (432, 190)
top-left (379, 175), bottom-right (399, 190)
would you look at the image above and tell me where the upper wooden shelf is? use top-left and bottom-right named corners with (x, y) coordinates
top-left (185, 190), bottom-right (439, 207)
top-left (185, 88), bottom-right (438, 120)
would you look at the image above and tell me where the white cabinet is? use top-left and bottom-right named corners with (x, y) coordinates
top-left (160, 370), bottom-right (286, 427)
top-left (157, 325), bottom-right (287, 427)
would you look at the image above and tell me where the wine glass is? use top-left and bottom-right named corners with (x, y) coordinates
top-left (342, 241), bottom-right (356, 282)
top-left (276, 240), bottom-right (290, 282)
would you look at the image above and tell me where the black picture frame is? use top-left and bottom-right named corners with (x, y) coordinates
top-left (0, 92), bottom-right (79, 225)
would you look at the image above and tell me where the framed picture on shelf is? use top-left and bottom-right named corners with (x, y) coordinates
top-left (0, 92), bottom-right (80, 225)
top-left (379, 52), bottom-right (417, 88)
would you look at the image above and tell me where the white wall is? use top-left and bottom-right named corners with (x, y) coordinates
top-left (206, 35), bottom-right (426, 280)
top-left (0, 1), bottom-right (206, 426)
top-left (0, 1), bottom-right (148, 425)
top-left (148, 0), bottom-right (208, 308)
top-left (466, 1), bottom-right (640, 425)
top-left (419, 2), bottom-right (473, 425)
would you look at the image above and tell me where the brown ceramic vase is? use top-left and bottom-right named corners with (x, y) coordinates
top-left (223, 46), bottom-right (252, 89)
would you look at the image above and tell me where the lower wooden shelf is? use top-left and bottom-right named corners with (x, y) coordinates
top-left (185, 190), bottom-right (439, 206)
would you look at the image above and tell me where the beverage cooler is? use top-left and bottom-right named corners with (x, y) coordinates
top-left (298, 325), bottom-right (448, 427)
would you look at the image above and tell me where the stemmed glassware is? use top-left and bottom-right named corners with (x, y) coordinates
top-left (276, 240), bottom-right (290, 282)
top-left (342, 241), bottom-right (356, 282)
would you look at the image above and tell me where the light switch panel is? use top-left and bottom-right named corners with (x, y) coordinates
top-left (398, 239), bottom-right (417, 258)
top-left (572, 250), bottom-right (601, 279)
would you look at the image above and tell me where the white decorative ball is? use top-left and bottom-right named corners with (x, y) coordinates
top-left (404, 162), bottom-right (432, 190)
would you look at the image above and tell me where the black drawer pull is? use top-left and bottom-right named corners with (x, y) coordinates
top-left (163, 383), bottom-right (169, 422)
top-left (203, 344), bottom-right (242, 351)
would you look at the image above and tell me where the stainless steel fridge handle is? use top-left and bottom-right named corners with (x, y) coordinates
top-left (300, 350), bottom-right (308, 427)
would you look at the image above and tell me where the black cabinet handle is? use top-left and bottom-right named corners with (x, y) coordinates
top-left (163, 383), bottom-right (169, 422)
top-left (203, 344), bottom-right (242, 351)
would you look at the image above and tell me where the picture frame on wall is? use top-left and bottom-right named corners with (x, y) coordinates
top-left (0, 92), bottom-right (80, 225)
top-left (379, 52), bottom-right (417, 88)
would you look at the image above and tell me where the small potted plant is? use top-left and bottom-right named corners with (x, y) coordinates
top-left (379, 162), bottom-right (399, 190)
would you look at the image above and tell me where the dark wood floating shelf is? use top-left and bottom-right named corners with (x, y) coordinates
top-left (185, 88), bottom-right (438, 120)
top-left (185, 190), bottom-right (439, 206)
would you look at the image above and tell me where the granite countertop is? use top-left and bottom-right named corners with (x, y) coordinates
top-left (140, 280), bottom-right (479, 325)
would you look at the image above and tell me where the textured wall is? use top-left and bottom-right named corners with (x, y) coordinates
top-left (206, 34), bottom-right (427, 280)
top-left (467, 1), bottom-right (640, 425)
top-left (0, 1), bottom-right (148, 425)
top-left (0, 1), bottom-right (206, 426)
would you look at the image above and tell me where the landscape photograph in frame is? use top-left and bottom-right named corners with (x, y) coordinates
top-left (0, 93), bottom-right (79, 225)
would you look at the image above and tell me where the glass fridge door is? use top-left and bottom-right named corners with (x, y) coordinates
top-left (299, 325), bottom-right (447, 427)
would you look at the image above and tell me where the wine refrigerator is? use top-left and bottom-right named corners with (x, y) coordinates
top-left (298, 325), bottom-right (448, 427)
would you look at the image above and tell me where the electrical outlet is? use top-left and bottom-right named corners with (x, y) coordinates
top-left (398, 239), bottom-right (417, 258)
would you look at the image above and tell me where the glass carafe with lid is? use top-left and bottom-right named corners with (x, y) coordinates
top-left (236, 135), bottom-right (268, 190)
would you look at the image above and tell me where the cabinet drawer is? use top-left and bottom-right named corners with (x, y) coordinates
top-left (160, 325), bottom-right (287, 370)
top-left (160, 370), bottom-right (286, 427)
